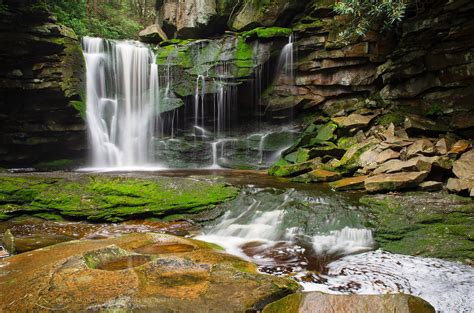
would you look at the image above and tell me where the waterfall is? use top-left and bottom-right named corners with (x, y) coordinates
top-left (82, 37), bottom-right (159, 168)
top-left (277, 34), bottom-right (295, 85)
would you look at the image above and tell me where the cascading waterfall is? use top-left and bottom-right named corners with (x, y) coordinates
top-left (82, 37), bottom-right (159, 168)
top-left (279, 34), bottom-right (295, 84)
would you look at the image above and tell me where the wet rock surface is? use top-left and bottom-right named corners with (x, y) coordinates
top-left (0, 173), bottom-right (239, 222)
top-left (0, 233), bottom-right (299, 311)
top-left (360, 192), bottom-right (474, 263)
top-left (263, 292), bottom-right (435, 313)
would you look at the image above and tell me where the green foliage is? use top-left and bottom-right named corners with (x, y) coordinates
top-left (334, 0), bottom-right (408, 40)
top-left (38, 0), bottom-right (148, 39)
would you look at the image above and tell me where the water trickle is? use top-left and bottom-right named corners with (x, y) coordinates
top-left (277, 34), bottom-right (295, 85)
top-left (82, 37), bottom-right (159, 167)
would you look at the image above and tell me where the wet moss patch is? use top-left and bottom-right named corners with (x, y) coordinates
top-left (360, 192), bottom-right (474, 263)
top-left (0, 174), bottom-right (239, 222)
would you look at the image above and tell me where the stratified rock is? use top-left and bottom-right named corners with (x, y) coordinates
top-left (329, 176), bottom-right (368, 191)
top-left (292, 169), bottom-right (341, 183)
top-left (331, 113), bottom-right (376, 131)
top-left (419, 181), bottom-right (443, 192)
top-left (449, 140), bottom-right (472, 155)
top-left (263, 292), bottom-right (435, 313)
top-left (138, 24), bottom-right (168, 43)
top-left (365, 171), bottom-right (429, 192)
top-left (0, 233), bottom-right (299, 312)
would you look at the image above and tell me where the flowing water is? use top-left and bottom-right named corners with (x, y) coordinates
top-left (192, 172), bottom-right (474, 312)
top-left (82, 37), bottom-right (160, 168)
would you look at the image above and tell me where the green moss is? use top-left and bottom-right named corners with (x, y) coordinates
top-left (360, 193), bottom-right (474, 263)
top-left (241, 27), bottom-right (292, 40)
top-left (337, 137), bottom-right (357, 150)
top-left (35, 159), bottom-right (79, 171)
top-left (0, 175), bottom-right (239, 222)
top-left (234, 37), bottom-right (254, 69)
top-left (375, 113), bottom-right (405, 127)
top-left (262, 293), bottom-right (303, 313)
top-left (32, 212), bottom-right (64, 221)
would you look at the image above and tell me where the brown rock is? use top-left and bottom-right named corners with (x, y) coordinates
top-left (373, 159), bottom-right (432, 174)
top-left (449, 140), bottom-right (472, 155)
top-left (447, 178), bottom-right (473, 193)
top-left (406, 139), bottom-right (434, 157)
top-left (329, 176), bottom-right (368, 191)
top-left (365, 171), bottom-right (429, 192)
top-left (0, 233), bottom-right (298, 312)
top-left (292, 169), bottom-right (342, 183)
top-left (377, 149), bottom-right (400, 163)
top-left (331, 114), bottom-right (376, 130)
top-left (403, 114), bottom-right (448, 135)
top-left (419, 181), bottom-right (443, 191)
top-left (138, 24), bottom-right (168, 43)
top-left (434, 138), bottom-right (454, 155)
top-left (263, 292), bottom-right (435, 313)
top-left (453, 149), bottom-right (474, 180)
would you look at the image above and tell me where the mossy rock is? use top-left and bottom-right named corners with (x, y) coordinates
top-left (241, 27), bottom-right (292, 41)
top-left (360, 192), bottom-right (474, 263)
top-left (0, 174), bottom-right (239, 222)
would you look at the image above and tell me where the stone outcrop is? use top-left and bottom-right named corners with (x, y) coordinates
top-left (0, 233), bottom-right (299, 311)
top-left (138, 24), bottom-right (168, 43)
top-left (0, 1), bottom-right (86, 167)
top-left (263, 292), bottom-right (435, 313)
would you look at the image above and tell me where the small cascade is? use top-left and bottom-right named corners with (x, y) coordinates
top-left (277, 34), bottom-right (295, 85)
top-left (258, 133), bottom-right (270, 164)
top-left (82, 37), bottom-right (159, 168)
top-left (312, 227), bottom-right (374, 255)
top-left (194, 74), bottom-right (206, 130)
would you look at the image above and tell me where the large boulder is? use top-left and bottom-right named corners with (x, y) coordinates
top-left (157, 0), bottom-right (234, 38)
top-left (263, 292), bottom-right (435, 313)
top-left (453, 149), bottom-right (474, 180)
top-left (229, 0), bottom-right (309, 31)
top-left (0, 233), bottom-right (299, 311)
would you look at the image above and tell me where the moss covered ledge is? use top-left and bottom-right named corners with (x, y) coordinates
top-left (360, 192), bottom-right (474, 264)
top-left (0, 174), bottom-right (239, 222)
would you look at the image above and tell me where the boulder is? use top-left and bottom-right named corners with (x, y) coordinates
top-left (0, 233), bottom-right (299, 312)
top-left (138, 24), bottom-right (168, 43)
top-left (292, 169), bottom-right (341, 183)
top-left (434, 138), bottom-right (455, 155)
top-left (329, 176), bottom-right (368, 191)
top-left (268, 159), bottom-right (320, 177)
top-left (263, 292), bottom-right (435, 313)
top-left (447, 178), bottom-right (474, 194)
top-left (229, 0), bottom-right (307, 31)
top-left (453, 149), bottom-right (474, 180)
top-left (365, 171), bottom-right (429, 192)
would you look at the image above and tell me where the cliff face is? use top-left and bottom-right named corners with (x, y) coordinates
top-left (378, 0), bottom-right (474, 137)
top-left (0, 1), bottom-right (86, 167)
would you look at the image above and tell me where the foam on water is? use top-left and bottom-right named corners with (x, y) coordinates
top-left (299, 250), bottom-right (474, 312)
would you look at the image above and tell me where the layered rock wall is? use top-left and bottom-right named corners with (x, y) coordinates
top-left (0, 0), bottom-right (86, 167)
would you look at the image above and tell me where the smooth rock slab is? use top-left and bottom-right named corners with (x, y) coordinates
top-left (292, 169), bottom-right (341, 183)
top-left (0, 233), bottom-right (299, 312)
top-left (263, 292), bottom-right (435, 313)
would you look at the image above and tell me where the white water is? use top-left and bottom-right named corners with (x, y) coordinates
top-left (300, 250), bottom-right (474, 312)
top-left (82, 37), bottom-right (159, 168)
top-left (277, 34), bottom-right (295, 85)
